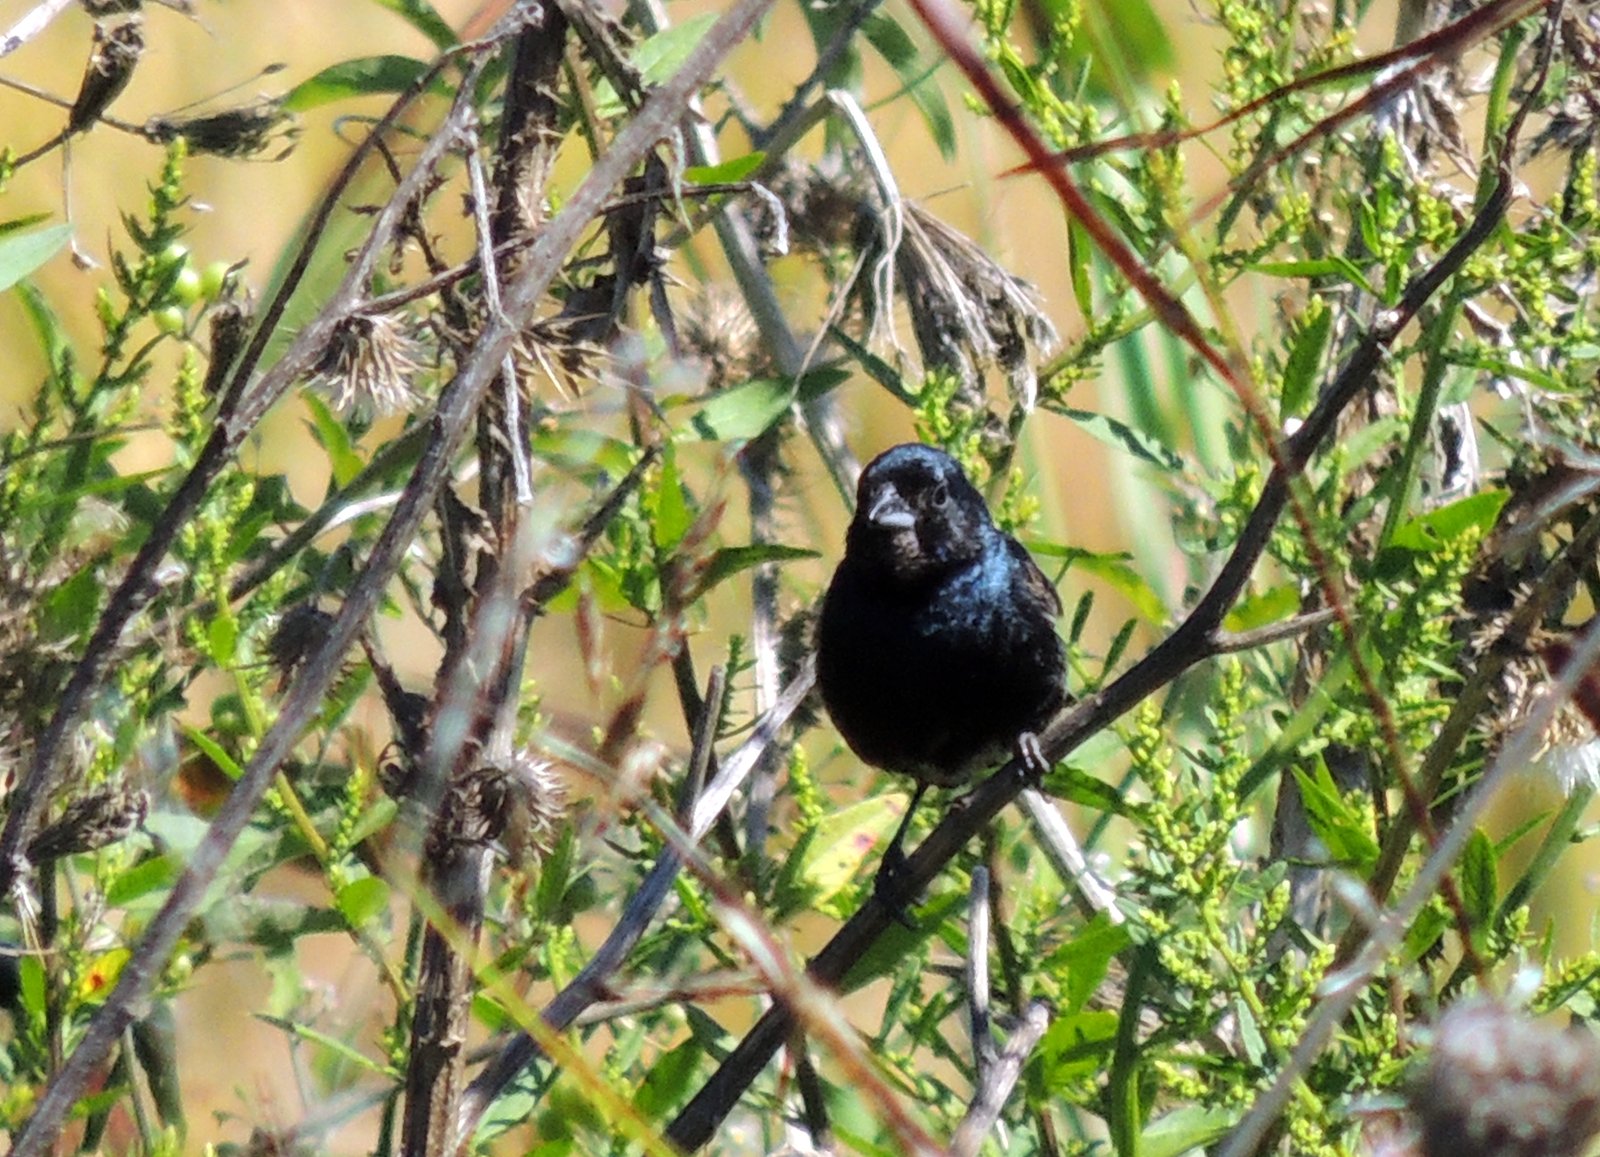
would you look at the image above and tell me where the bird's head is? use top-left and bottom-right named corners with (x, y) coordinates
top-left (845, 444), bottom-right (991, 585)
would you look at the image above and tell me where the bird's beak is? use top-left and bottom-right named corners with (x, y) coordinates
top-left (866, 483), bottom-right (915, 531)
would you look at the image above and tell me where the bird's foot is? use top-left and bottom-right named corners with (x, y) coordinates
top-left (873, 846), bottom-right (918, 929)
top-left (1016, 731), bottom-right (1051, 784)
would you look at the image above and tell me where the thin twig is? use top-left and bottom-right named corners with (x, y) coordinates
top-left (0, 0), bottom-right (74, 60)
top-left (949, 1000), bottom-right (1051, 1157)
top-left (967, 865), bottom-right (995, 1081)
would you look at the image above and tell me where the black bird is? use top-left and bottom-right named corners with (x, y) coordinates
top-left (816, 443), bottom-right (1068, 900)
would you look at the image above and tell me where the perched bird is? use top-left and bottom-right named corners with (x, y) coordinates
top-left (816, 443), bottom-right (1068, 898)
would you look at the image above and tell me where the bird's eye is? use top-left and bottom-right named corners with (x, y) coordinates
top-left (930, 482), bottom-right (949, 508)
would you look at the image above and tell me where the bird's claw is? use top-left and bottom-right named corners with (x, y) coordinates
top-left (1016, 731), bottom-right (1050, 784)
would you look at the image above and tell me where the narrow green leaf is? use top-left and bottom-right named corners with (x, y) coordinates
top-left (284, 56), bottom-right (433, 112)
top-left (1141, 1107), bottom-right (1237, 1157)
top-left (1056, 406), bottom-right (1184, 472)
top-left (0, 212), bottom-right (52, 237)
top-left (863, 13), bottom-right (954, 158)
top-left (1030, 543), bottom-right (1168, 623)
top-left (691, 543), bottom-right (820, 599)
top-left (1293, 761), bottom-right (1379, 871)
top-left (302, 393), bottom-right (363, 488)
top-left (1249, 256), bottom-right (1377, 294)
top-left (684, 152), bottom-right (766, 185)
top-left (685, 369), bottom-right (849, 442)
top-left (1460, 828), bottom-right (1497, 930)
top-left (367, 0), bottom-right (457, 49)
top-left (1280, 297), bottom-right (1332, 418)
top-left (1067, 215), bottom-right (1094, 319)
top-left (592, 15), bottom-right (718, 116)
top-left (182, 726), bottom-right (243, 781)
top-left (0, 223), bottom-right (72, 294)
top-left (257, 1014), bottom-right (396, 1077)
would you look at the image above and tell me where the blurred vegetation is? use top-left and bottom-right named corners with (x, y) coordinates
top-left (3, 0), bottom-right (1600, 1155)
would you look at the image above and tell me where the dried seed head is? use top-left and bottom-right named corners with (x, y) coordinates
top-left (1413, 998), bottom-right (1600, 1157)
top-left (68, 16), bottom-right (144, 135)
top-left (267, 604), bottom-right (336, 684)
top-left (1488, 622), bottom-right (1600, 798)
top-left (308, 313), bottom-right (423, 416)
top-left (434, 751), bottom-right (567, 866)
top-left (679, 288), bottom-right (763, 390)
top-left (890, 202), bottom-right (1059, 412)
top-left (144, 98), bottom-right (298, 160)
top-left (27, 785), bottom-right (149, 863)
top-left (203, 295), bottom-right (253, 398)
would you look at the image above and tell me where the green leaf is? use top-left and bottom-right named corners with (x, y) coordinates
top-left (1043, 914), bottom-right (1132, 1011)
top-left (863, 13), bottom-right (955, 159)
top-left (1056, 406), bottom-right (1185, 472)
top-left (0, 223), bottom-right (71, 293)
top-left (257, 1014), bottom-right (397, 1077)
top-left (838, 890), bottom-right (962, 991)
top-left (1036, 1010), bottom-right (1119, 1080)
top-left (1249, 257), bottom-right (1378, 294)
top-left (367, 0), bottom-right (457, 49)
top-left (1043, 763), bottom-right (1132, 817)
top-left (39, 564), bottom-right (101, 641)
top-left (0, 212), bottom-right (52, 237)
top-left (303, 394), bottom-right (364, 488)
top-left (1459, 828), bottom-right (1497, 930)
top-left (1222, 583), bottom-right (1299, 633)
top-left (1141, 1106), bottom-right (1238, 1157)
top-left (689, 543), bottom-right (820, 600)
top-left (1030, 543), bottom-right (1168, 623)
top-left (105, 853), bottom-right (180, 907)
top-left (335, 876), bottom-right (391, 930)
top-left (791, 794), bottom-right (907, 904)
top-left (346, 798), bottom-right (398, 846)
top-left (683, 153), bottom-right (766, 185)
top-left (1281, 297), bottom-right (1332, 418)
top-left (683, 369), bottom-right (849, 442)
top-left (181, 726), bottom-right (243, 781)
top-left (1293, 761), bottom-right (1379, 871)
top-left (284, 56), bottom-right (434, 111)
top-left (651, 443), bottom-right (693, 552)
top-left (1387, 489), bottom-right (1509, 553)
top-left (207, 610), bottom-right (238, 665)
top-left (633, 1039), bottom-right (703, 1117)
top-left (592, 15), bottom-right (718, 116)
top-left (1067, 215), bottom-right (1094, 319)
top-left (528, 427), bottom-right (638, 475)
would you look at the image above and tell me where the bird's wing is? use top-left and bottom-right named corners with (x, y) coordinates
top-left (1005, 535), bottom-right (1063, 618)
